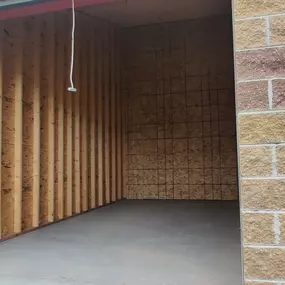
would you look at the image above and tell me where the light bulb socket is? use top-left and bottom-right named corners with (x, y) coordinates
top-left (68, 87), bottom-right (77, 92)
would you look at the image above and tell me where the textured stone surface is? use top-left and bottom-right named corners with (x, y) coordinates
top-left (241, 179), bottom-right (285, 210)
top-left (242, 213), bottom-right (275, 244)
top-left (270, 16), bottom-right (285, 45)
top-left (280, 214), bottom-right (285, 243)
top-left (272, 79), bottom-right (285, 109)
top-left (276, 146), bottom-right (285, 175)
top-left (244, 247), bottom-right (285, 279)
top-left (235, 19), bottom-right (266, 49)
top-left (239, 147), bottom-right (272, 176)
top-left (235, 0), bottom-right (285, 18)
top-left (238, 113), bottom-right (285, 144)
top-left (236, 81), bottom-right (268, 111)
top-left (236, 48), bottom-right (285, 80)
top-left (244, 281), bottom-right (285, 285)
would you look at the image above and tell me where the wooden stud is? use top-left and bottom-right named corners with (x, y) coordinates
top-left (56, 15), bottom-right (64, 220)
top-left (115, 29), bottom-right (122, 200)
top-left (14, 22), bottom-right (23, 233)
top-left (89, 25), bottom-right (96, 209)
top-left (110, 27), bottom-right (117, 203)
top-left (66, 14), bottom-right (73, 217)
top-left (47, 16), bottom-right (55, 223)
top-left (97, 29), bottom-right (104, 207)
top-left (74, 18), bottom-right (81, 214)
top-left (104, 27), bottom-right (110, 204)
top-left (0, 26), bottom-right (3, 238)
top-left (80, 19), bottom-right (88, 212)
top-left (120, 33), bottom-right (126, 199)
top-left (32, 19), bottom-right (41, 228)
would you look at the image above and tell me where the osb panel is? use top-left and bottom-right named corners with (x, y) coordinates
top-left (39, 16), bottom-right (50, 225)
top-left (1, 20), bottom-right (19, 236)
top-left (124, 15), bottom-right (237, 200)
top-left (0, 11), bottom-right (124, 240)
top-left (1, 143), bottom-right (15, 236)
top-left (21, 145), bottom-right (33, 230)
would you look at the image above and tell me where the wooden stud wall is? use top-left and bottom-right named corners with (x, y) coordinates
top-left (0, 11), bottom-right (124, 239)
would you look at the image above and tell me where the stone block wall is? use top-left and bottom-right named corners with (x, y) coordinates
top-left (234, 0), bottom-right (285, 283)
top-left (123, 15), bottom-right (238, 200)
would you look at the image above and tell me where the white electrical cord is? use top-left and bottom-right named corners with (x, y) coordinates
top-left (68, 0), bottom-right (77, 92)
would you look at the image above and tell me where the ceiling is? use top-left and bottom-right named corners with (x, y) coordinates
top-left (79, 0), bottom-right (232, 27)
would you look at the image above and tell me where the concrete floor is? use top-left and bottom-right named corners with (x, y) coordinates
top-left (0, 200), bottom-right (242, 285)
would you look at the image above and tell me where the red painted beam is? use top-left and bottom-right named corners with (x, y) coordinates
top-left (0, 0), bottom-right (114, 20)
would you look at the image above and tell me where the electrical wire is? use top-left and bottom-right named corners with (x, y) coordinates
top-left (68, 0), bottom-right (77, 92)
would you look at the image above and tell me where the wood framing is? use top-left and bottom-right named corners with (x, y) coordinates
top-left (97, 28), bottom-right (104, 206)
top-left (80, 18), bottom-right (88, 212)
top-left (32, 19), bottom-right (41, 228)
top-left (47, 15), bottom-right (55, 223)
top-left (74, 16), bottom-right (81, 214)
top-left (56, 14), bottom-right (64, 220)
top-left (110, 26), bottom-right (116, 203)
top-left (104, 26), bottom-right (111, 204)
top-left (89, 24), bottom-right (96, 209)
top-left (66, 13), bottom-right (73, 217)
top-left (0, 26), bottom-right (3, 238)
top-left (14, 22), bottom-right (23, 234)
top-left (0, 11), bottom-right (123, 240)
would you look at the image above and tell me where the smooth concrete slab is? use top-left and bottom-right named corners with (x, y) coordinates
top-left (0, 200), bottom-right (242, 285)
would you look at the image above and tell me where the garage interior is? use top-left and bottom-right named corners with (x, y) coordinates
top-left (0, 0), bottom-right (242, 284)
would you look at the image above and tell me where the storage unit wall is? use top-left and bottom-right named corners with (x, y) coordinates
top-left (0, 11), bottom-right (124, 239)
top-left (123, 15), bottom-right (238, 200)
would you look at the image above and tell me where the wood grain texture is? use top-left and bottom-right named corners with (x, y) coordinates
top-left (32, 18), bottom-right (41, 228)
top-left (80, 18), bottom-right (88, 212)
top-left (97, 28), bottom-right (104, 206)
top-left (104, 26), bottom-right (111, 204)
top-left (47, 15), bottom-right (55, 223)
top-left (110, 26), bottom-right (117, 202)
top-left (14, 22), bottom-right (23, 234)
top-left (89, 24), bottom-right (96, 209)
top-left (56, 14), bottom-right (64, 220)
top-left (0, 26), bottom-right (3, 238)
top-left (115, 28), bottom-right (122, 200)
top-left (65, 13), bottom-right (73, 217)
top-left (74, 23), bottom-right (81, 214)
top-left (0, 11), bottom-right (123, 240)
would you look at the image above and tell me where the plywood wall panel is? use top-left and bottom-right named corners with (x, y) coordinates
top-left (124, 16), bottom-right (237, 201)
top-left (13, 22), bottom-right (24, 234)
top-left (104, 26), bottom-right (111, 204)
top-left (110, 26), bottom-right (116, 203)
top-left (47, 15), bottom-right (55, 223)
top-left (1, 20), bottom-right (18, 237)
top-left (116, 29), bottom-right (122, 200)
top-left (80, 17), bottom-right (88, 212)
top-left (64, 12), bottom-right (73, 217)
top-left (40, 16), bottom-right (50, 225)
top-left (0, 25), bottom-right (3, 239)
top-left (74, 20), bottom-right (81, 214)
top-left (89, 24), bottom-right (96, 209)
top-left (97, 28), bottom-right (104, 207)
top-left (32, 18), bottom-right (41, 228)
top-left (55, 14), bottom-right (64, 220)
top-left (0, 11), bottom-right (123, 240)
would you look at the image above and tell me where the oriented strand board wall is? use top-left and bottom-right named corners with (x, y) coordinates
top-left (124, 15), bottom-right (238, 200)
top-left (0, 11), bottom-right (124, 239)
